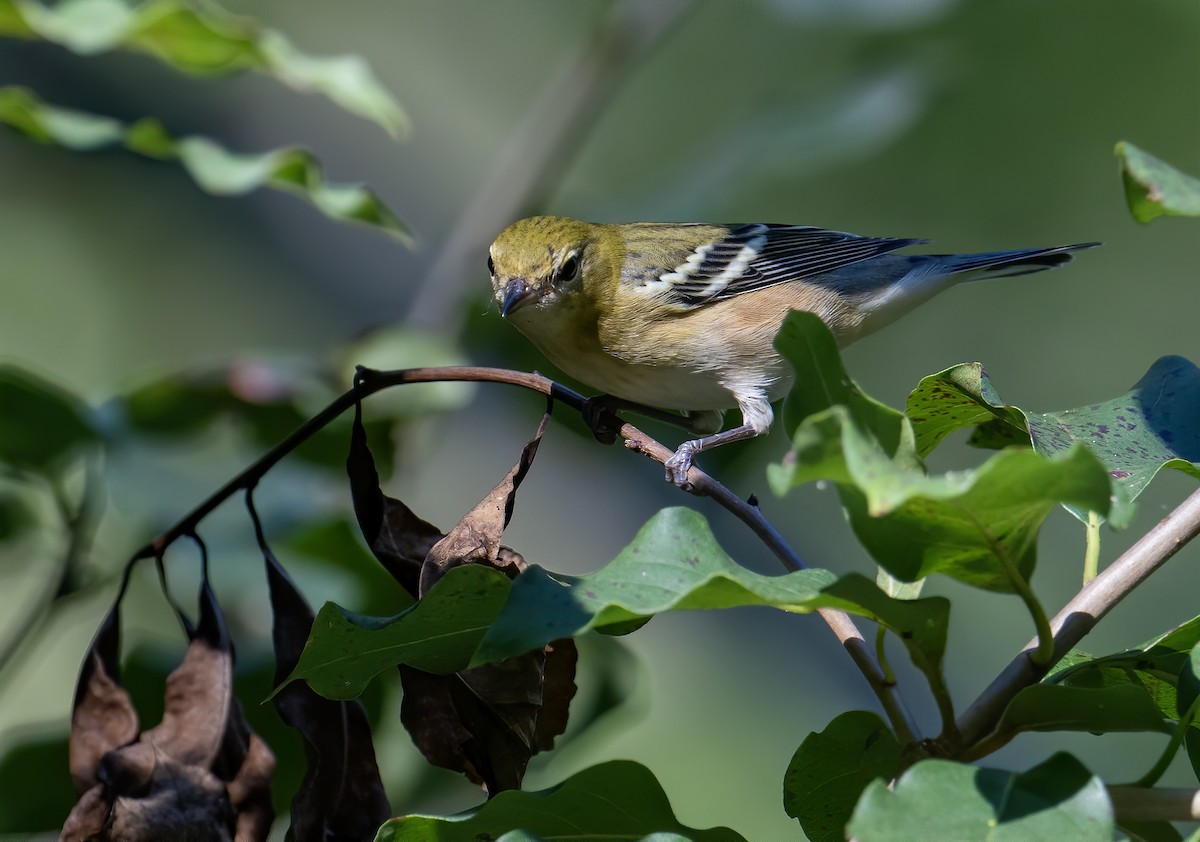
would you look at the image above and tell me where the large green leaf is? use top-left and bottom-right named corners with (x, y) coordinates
top-left (848, 754), bottom-right (1112, 841)
top-left (281, 564), bottom-right (512, 700)
top-left (771, 314), bottom-right (1112, 591)
top-left (841, 445), bottom-right (1111, 592)
top-left (375, 760), bottom-right (746, 842)
top-left (474, 507), bottom-right (836, 665)
top-left (784, 711), bottom-right (901, 842)
top-left (0, 364), bottom-right (97, 474)
top-left (0, 0), bottom-right (408, 137)
top-left (907, 356), bottom-right (1200, 524)
top-left (0, 86), bottom-right (411, 243)
top-left (1117, 141), bottom-right (1200, 223)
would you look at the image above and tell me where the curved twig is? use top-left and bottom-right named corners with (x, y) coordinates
top-left (137, 364), bottom-right (918, 743)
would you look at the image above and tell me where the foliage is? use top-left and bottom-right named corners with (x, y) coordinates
top-left (2, 2), bottom-right (1199, 841)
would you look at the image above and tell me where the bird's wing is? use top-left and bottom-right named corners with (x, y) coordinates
top-left (657, 224), bottom-right (925, 308)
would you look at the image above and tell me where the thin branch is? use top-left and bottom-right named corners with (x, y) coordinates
top-left (953, 485), bottom-right (1200, 752)
top-left (1108, 786), bottom-right (1200, 822)
top-left (137, 364), bottom-right (918, 742)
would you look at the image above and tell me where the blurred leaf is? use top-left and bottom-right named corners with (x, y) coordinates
top-left (474, 507), bottom-right (836, 665)
top-left (375, 760), bottom-right (747, 842)
top-left (996, 684), bottom-right (1171, 736)
top-left (0, 0), bottom-right (409, 136)
top-left (0, 490), bottom-right (35, 541)
top-left (848, 754), bottom-right (1112, 841)
top-left (907, 357), bottom-right (1200, 525)
top-left (283, 564), bottom-right (512, 700)
top-left (0, 364), bottom-right (97, 474)
top-left (285, 516), bottom-right (414, 614)
top-left (784, 710), bottom-right (901, 842)
top-left (337, 328), bottom-right (475, 418)
top-left (1116, 141), bottom-right (1200, 223)
top-left (0, 733), bottom-right (76, 833)
top-left (0, 86), bottom-right (412, 242)
top-left (118, 361), bottom-right (404, 476)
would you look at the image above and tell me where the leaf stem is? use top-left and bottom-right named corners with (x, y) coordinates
top-left (1083, 510), bottom-right (1101, 584)
top-left (1133, 694), bottom-right (1200, 788)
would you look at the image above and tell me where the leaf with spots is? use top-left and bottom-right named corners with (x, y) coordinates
top-left (784, 711), bottom-right (902, 842)
top-left (907, 356), bottom-right (1200, 524)
top-left (769, 313), bottom-right (1112, 593)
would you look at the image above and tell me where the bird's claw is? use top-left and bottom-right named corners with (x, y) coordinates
top-left (665, 441), bottom-right (700, 488)
top-left (582, 396), bottom-right (622, 445)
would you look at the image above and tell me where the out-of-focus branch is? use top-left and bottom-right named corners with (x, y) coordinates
top-left (404, 0), bottom-right (694, 332)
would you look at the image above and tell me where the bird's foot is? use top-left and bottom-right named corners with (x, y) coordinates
top-left (582, 395), bottom-right (622, 445)
top-left (664, 441), bottom-right (701, 489)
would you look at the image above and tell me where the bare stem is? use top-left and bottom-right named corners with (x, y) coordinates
top-left (137, 364), bottom-right (918, 742)
top-left (1108, 786), bottom-right (1200, 822)
top-left (953, 485), bottom-right (1200, 752)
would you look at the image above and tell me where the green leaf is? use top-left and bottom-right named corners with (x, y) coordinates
top-left (784, 711), bottom-right (901, 842)
top-left (1045, 615), bottom-right (1200, 726)
top-left (474, 508), bottom-right (836, 665)
top-left (842, 445), bottom-right (1111, 591)
top-left (848, 754), bottom-right (1113, 841)
top-left (1117, 141), bottom-right (1200, 223)
top-left (0, 86), bottom-right (412, 243)
top-left (0, 0), bottom-right (409, 137)
top-left (0, 364), bottom-right (97, 473)
top-left (770, 313), bottom-right (1112, 592)
top-left (282, 564), bottom-right (512, 700)
top-left (996, 684), bottom-right (1171, 736)
top-left (909, 357), bottom-right (1200, 524)
top-left (374, 760), bottom-right (747, 842)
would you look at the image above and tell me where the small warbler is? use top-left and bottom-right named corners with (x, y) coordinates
top-left (488, 215), bottom-right (1096, 485)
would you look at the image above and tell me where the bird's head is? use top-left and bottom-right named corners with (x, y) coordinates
top-left (487, 216), bottom-right (601, 319)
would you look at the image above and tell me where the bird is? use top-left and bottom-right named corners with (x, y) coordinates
top-left (487, 215), bottom-right (1097, 486)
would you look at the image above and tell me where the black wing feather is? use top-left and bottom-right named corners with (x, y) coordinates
top-left (668, 224), bottom-right (925, 307)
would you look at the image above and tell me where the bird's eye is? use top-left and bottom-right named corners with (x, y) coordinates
top-left (487, 255), bottom-right (495, 276)
top-left (556, 252), bottom-right (580, 284)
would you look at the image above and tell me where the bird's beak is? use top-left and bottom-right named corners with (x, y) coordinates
top-left (500, 278), bottom-right (535, 317)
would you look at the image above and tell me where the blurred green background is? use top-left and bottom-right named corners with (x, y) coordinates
top-left (1, 0), bottom-right (1198, 838)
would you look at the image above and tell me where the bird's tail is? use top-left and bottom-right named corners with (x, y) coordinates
top-left (937, 242), bottom-right (1102, 281)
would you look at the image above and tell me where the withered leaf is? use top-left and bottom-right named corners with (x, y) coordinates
top-left (348, 401), bottom-right (441, 596)
top-left (349, 401), bottom-right (573, 794)
top-left (418, 411), bottom-right (549, 596)
top-left (69, 603), bottom-right (138, 793)
top-left (261, 518), bottom-right (390, 839)
top-left (62, 574), bottom-right (275, 841)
